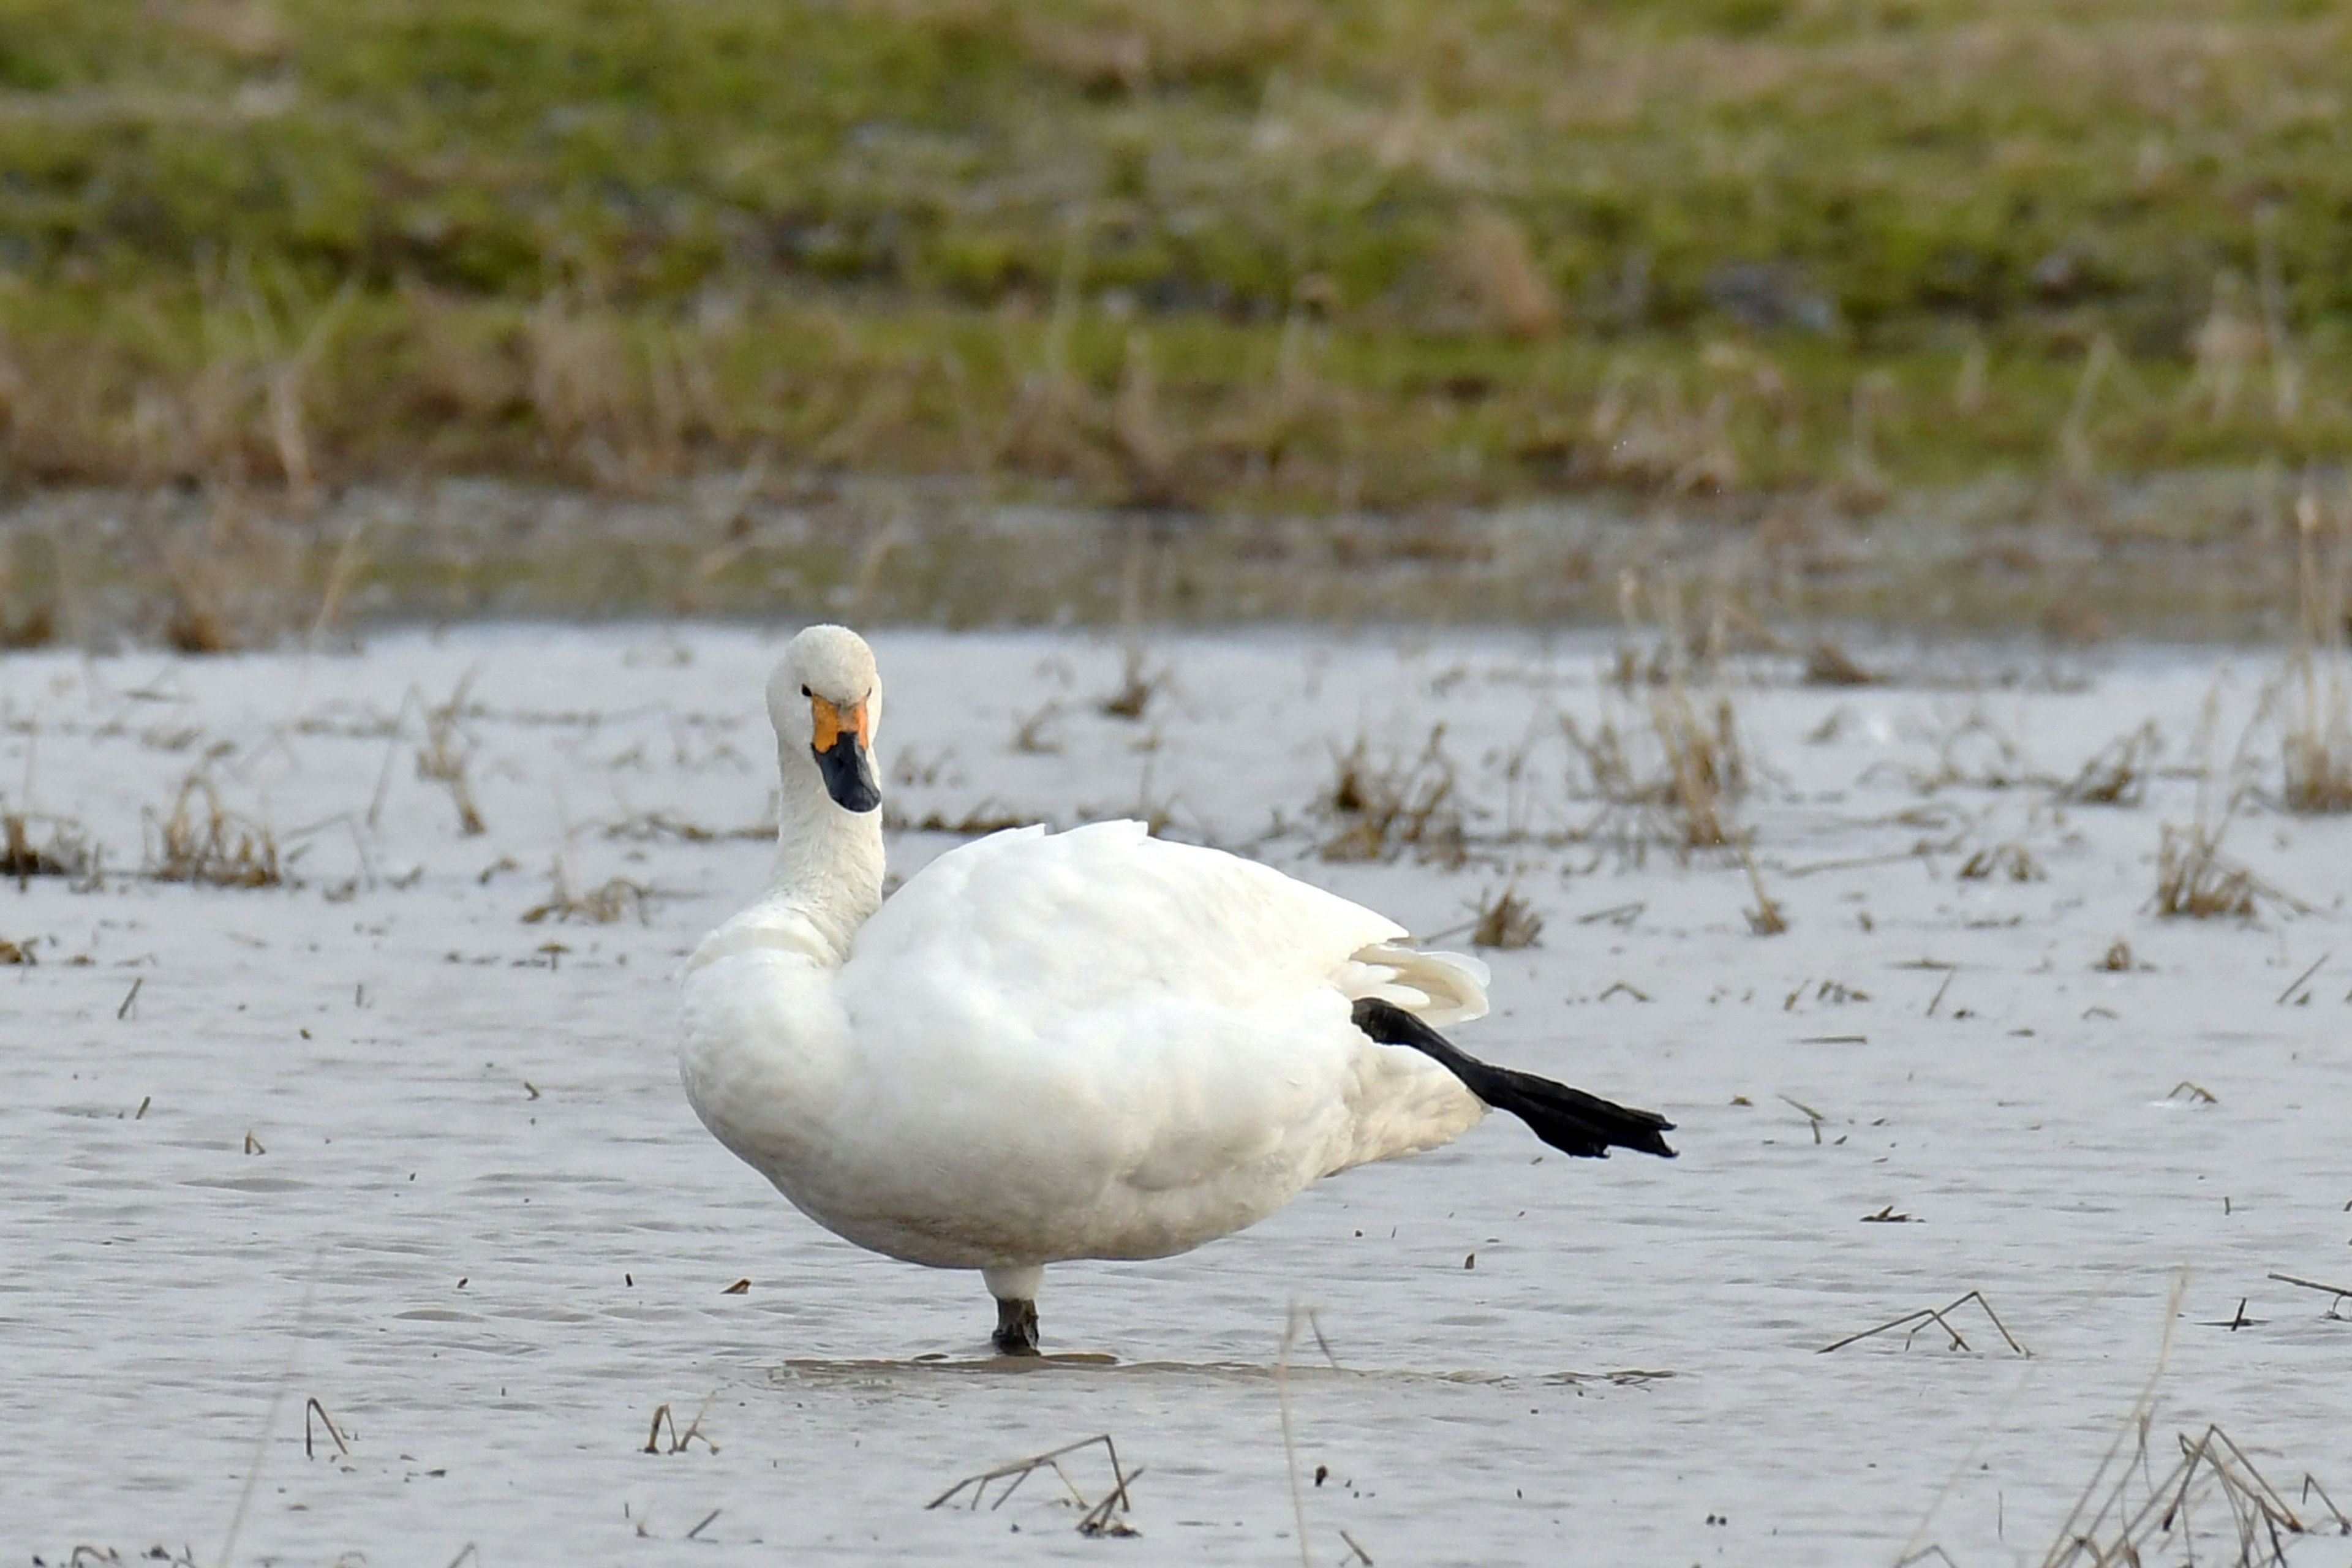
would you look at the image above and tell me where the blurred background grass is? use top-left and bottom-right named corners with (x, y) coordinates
top-left (0, 0), bottom-right (2346, 516)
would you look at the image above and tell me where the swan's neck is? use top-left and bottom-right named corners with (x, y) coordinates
top-left (764, 744), bottom-right (885, 964)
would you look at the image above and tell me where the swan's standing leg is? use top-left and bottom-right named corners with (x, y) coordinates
top-left (983, 1264), bottom-right (1043, 1357)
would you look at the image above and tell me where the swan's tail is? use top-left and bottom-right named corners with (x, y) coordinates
top-left (1351, 998), bottom-right (1676, 1160)
top-left (1340, 942), bottom-right (1490, 1027)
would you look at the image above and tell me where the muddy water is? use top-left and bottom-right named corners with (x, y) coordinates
top-left (0, 472), bottom-right (2323, 648)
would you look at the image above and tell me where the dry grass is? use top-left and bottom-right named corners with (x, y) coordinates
top-left (2155, 687), bottom-right (2305, 921)
top-left (1803, 641), bottom-right (1882, 688)
top-left (1958, 843), bottom-right (2046, 883)
top-left (1011, 701), bottom-right (1065, 755)
top-left (1563, 681), bottom-right (1754, 854)
top-left (2152, 822), bottom-right (2265, 921)
top-left (1469, 880), bottom-right (1543, 950)
top-left (2041, 1423), bottom-right (2348, 1568)
top-left (2057, 721), bottom-right (2161, 807)
top-left (2280, 491), bottom-right (2352, 813)
top-left (1903, 708), bottom-right (2034, 793)
top-left (1315, 728), bottom-right (1466, 867)
top-left (885, 802), bottom-right (1034, 836)
top-left (10, 1), bottom-right (2352, 523)
top-left (1740, 837), bottom-right (1789, 936)
top-left (521, 856), bottom-right (648, 924)
top-left (416, 677), bottom-right (488, 836)
top-left (142, 776), bottom-right (282, 888)
top-left (1097, 644), bottom-right (1162, 722)
top-left (2, 806), bottom-right (93, 884)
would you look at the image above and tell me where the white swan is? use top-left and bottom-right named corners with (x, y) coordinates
top-left (679, 625), bottom-right (1673, 1354)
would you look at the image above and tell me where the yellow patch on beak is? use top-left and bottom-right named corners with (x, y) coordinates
top-left (810, 695), bottom-right (870, 752)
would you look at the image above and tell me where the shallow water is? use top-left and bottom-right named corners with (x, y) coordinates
top-left (4, 627), bottom-right (2348, 1566)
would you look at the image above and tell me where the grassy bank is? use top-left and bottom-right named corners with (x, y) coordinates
top-left (0, 1), bottom-right (2349, 508)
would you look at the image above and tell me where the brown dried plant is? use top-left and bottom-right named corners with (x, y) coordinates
top-left (1469, 880), bottom-right (1543, 949)
top-left (2, 805), bottom-right (92, 884)
top-left (1316, 726), bottom-right (1466, 866)
top-left (1564, 682), bottom-right (1753, 853)
top-left (2280, 491), bottom-right (2352, 813)
top-left (2056, 721), bottom-right (2160, 807)
top-left (521, 854), bottom-right (647, 924)
top-left (417, 676), bottom-right (487, 835)
top-left (2154, 685), bottom-right (2305, 921)
top-left (144, 776), bottom-right (283, 888)
top-left (1958, 843), bottom-right (2046, 882)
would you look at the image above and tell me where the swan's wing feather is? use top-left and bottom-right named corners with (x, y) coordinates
top-left (845, 821), bottom-right (1407, 1026)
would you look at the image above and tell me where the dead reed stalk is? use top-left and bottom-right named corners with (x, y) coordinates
top-left (2280, 490), bottom-right (2352, 813)
top-left (417, 676), bottom-right (487, 835)
top-left (927, 1431), bottom-right (1136, 1537)
top-left (1819, 1291), bottom-right (2028, 1357)
top-left (2042, 1423), bottom-right (2347, 1568)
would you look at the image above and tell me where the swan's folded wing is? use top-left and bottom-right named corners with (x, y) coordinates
top-left (839, 820), bottom-right (1409, 1029)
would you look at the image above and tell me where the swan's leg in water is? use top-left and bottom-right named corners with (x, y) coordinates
top-left (984, 1265), bottom-right (1044, 1357)
top-left (992, 1298), bottom-right (1040, 1355)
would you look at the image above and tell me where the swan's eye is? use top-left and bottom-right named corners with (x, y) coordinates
top-left (801, 684), bottom-right (812, 698)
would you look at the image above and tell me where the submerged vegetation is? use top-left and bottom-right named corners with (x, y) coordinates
top-left (0, 0), bottom-right (2349, 512)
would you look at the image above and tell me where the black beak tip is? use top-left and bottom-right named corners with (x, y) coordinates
top-left (813, 737), bottom-right (882, 813)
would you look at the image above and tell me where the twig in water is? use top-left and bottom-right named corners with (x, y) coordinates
top-left (117, 976), bottom-right (142, 1020)
top-left (303, 1396), bottom-right (350, 1460)
top-left (1778, 1093), bottom-right (1825, 1145)
top-left (1076, 1467), bottom-right (1144, 1537)
top-left (1820, 1291), bottom-right (2028, 1356)
top-left (2046, 1418), bottom-right (2344, 1567)
top-left (2267, 1271), bottom-right (2352, 1317)
top-left (2038, 1270), bottom-right (2190, 1567)
top-left (1338, 1528), bottom-right (1376, 1565)
top-left (1276, 1304), bottom-right (1314, 1568)
top-left (1740, 836), bottom-right (1787, 935)
top-left (642, 1395), bottom-right (720, 1455)
top-left (2165, 1081), bottom-right (2218, 1104)
top-left (2277, 952), bottom-right (2329, 1004)
top-left (2301, 1472), bottom-right (2352, 1531)
top-left (685, 1509), bottom-right (720, 1540)
top-left (927, 1433), bottom-right (1133, 1535)
top-left (1926, 969), bottom-right (1956, 1017)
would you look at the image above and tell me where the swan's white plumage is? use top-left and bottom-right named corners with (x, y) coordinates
top-left (678, 627), bottom-right (1494, 1291)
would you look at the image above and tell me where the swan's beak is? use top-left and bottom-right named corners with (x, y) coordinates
top-left (810, 695), bottom-right (881, 813)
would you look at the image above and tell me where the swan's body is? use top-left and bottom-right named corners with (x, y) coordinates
top-left (679, 626), bottom-right (1673, 1353)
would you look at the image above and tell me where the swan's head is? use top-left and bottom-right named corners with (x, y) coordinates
top-left (768, 625), bottom-right (883, 814)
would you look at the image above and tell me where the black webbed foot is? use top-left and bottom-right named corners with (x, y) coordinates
top-left (992, 1297), bottom-right (1041, 1356)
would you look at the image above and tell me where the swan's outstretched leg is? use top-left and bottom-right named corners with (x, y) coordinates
top-left (984, 1265), bottom-right (1044, 1357)
top-left (1352, 998), bottom-right (1677, 1159)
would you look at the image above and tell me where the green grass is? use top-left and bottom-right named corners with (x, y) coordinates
top-left (1, 0), bottom-right (2349, 508)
